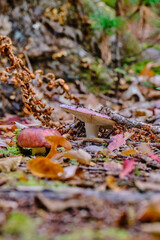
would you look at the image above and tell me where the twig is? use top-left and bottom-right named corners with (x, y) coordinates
top-left (130, 141), bottom-right (160, 148)
top-left (103, 107), bottom-right (160, 134)
top-left (115, 0), bottom-right (121, 98)
top-left (74, 137), bottom-right (111, 144)
top-left (23, 50), bottom-right (33, 72)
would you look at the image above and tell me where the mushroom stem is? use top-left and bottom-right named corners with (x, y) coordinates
top-left (32, 147), bottom-right (46, 155)
top-left (85, 123), bottom-right (99, 138)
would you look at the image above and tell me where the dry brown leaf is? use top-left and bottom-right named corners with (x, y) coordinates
top-left (139, 62), bottom-right (155, 77)
top-left (137, 196), bottom-right (160, 222)
top-left (63, 149), bottom-right (91, 165)
top-left (0, 199), bottom-right (18, 210)
top-left (106, 176), bottom-right (120, 191)
top-left (35, 193), bottom-right (87, 212)
top-left (97, 149), bottom-right (117, 158)
top-left (137, 142), bottom-right (151, 154)
top-left (124, 132), bottom-right (134, 140)
top-left (0, 156), bottom-right (22, 172)
top-left (141, 223), bottom-right (160, 234)
top-left (104, 161), bottom-right (122, 171)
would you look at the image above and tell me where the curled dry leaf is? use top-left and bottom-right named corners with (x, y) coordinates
top-left (27, 157), bottom-right (64, 179)
top-left (0, 156), bottom-right (22, 172)
top-left (62, 165), bottom-right (83, 180)
top-left (63, 149), bottom-right (91, 165)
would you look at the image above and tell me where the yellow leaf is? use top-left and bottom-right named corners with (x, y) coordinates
top-left (106, 176), bottom-right (120, 191)
top-left (27, 157), bottom-right (64, 179)
top-left (120, 149), bottom-right (138, 156)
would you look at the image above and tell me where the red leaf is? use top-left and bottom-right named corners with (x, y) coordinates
top-left (0, 116), bottom-right (20, 125)
top-left (108, 133), bottom-right (126, 151)
top-left (148, 153), bottom-right (160, 162)
top-left (119, 158), bottom-right (134, 178)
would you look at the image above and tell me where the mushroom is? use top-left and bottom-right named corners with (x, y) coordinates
top-left (60, 104), bottom-right (115, 138)
top-left (17, 127), bottom-right (61, 155)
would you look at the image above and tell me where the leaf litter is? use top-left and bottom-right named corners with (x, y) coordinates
top-left (0, 34), bottom-right (160, 240)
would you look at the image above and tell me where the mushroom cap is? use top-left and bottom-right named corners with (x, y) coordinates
top-left (17, 127), bottom-right (61, 148)
top-left (60, 104), bottom-right (115, 128)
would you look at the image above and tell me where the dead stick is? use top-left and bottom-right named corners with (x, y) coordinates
top-left (103, 107), bottom-right (160, 134)
top-left (74, 137), bottom-right (111, 144)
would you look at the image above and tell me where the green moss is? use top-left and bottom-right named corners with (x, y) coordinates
top-left (54, 227), bottom-right (130, 240)
top-left (2, 212), bottom-right (46, 240)
top-left (0, 145), bottom-right (21, 157)
top-left (0, 128), bottom-right (22, 157)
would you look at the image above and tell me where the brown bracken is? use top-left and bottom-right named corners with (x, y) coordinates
top-left (0, 36), bottom-right (79, 127)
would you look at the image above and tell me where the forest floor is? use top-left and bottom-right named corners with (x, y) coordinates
top-left (0, 71), bottom-right (160, 240)
top-left (0, 1), bottom-right (160, 240)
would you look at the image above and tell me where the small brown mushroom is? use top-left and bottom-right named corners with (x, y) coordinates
top-left (17, 127), bottom-right (61, 155)
top-left (60, 104), bottom-right (115, 138)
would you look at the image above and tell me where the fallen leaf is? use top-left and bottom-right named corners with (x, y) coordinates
top-left (137, 196), bottom-right (160, 222)
top-left (106, 176), bottom-right (120, 191)
top-left (35, 193), bottom-right (88, 212)
top-left (108, 133), bottom-right (126, 151)
top-left (0, 199), bottom-right (18, 210)
top-left (122, 83), bottom-right (145, 102)
top-left (120, 149), bottom-right (138, 156)
top-left (62, 165), bottom-right (82, 179)
top-left (0, 116), bottom-right (20, 125)
top-left (0, 139), bottom-right (7, 147)
top-left (104, 161), bottom-right (122, 171)
top-left (119, 158), bottom-right (134, 178)
top-left (148, 153), bottom-right (160, 162)
top-left (135, 180), bottom-right (160, 192)
top-left (27, 157), bottom-right (64, 179)
top-left (139, 63), bottom-right (155, 77)
top-left (63, 149), bottom-right (91, 165)
top-left (0, 156), bottom-right (22, 172)
top-left (124, 132), bottom-right (134, 140)
top-left (97, 149), bottom-right (117, 158)
top-left (141, 223), bottom-right (160, 234)
top-left (137, 142), bottom-right (151, 154)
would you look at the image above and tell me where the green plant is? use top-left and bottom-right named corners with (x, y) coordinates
top-left (90, 10), bottom-right (123, 34)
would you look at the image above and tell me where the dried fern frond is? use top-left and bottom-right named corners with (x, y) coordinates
top-left (0, 36), bottom-right (79, 127)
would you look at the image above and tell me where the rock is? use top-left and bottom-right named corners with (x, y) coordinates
top-left (142, 48), bottom-right (160, 62)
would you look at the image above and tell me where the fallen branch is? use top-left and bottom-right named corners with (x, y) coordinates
top-left (102, 107), bottom-right (160, 135)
